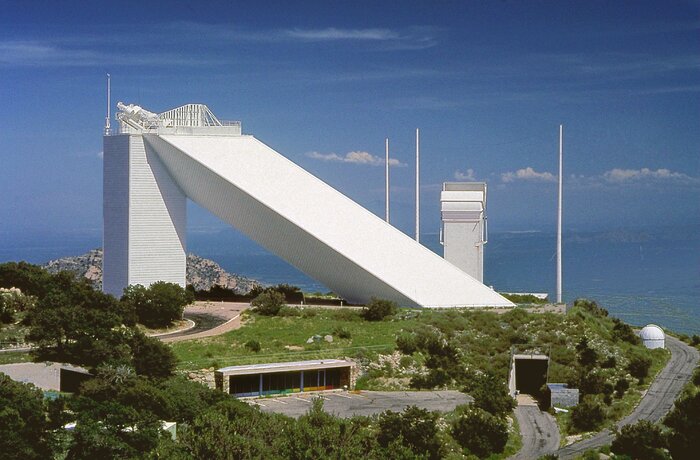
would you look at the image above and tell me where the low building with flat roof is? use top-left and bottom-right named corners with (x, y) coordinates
top-left (215, 359), bottom-right (356, 397)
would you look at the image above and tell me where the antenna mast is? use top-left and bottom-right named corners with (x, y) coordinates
top-left (557, 124), bottom-right (563, 304)
top-left (415, 128), bottom-right (420, 243)
top-left (385, 137), bottom-right (390, 223)
top-left (104, 73), bottom-right (111, 135)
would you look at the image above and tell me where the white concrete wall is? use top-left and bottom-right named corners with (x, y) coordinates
top-left (102, 134), bottom-right (186, 297)
top-left (444, 221), bottom-right (483, 282)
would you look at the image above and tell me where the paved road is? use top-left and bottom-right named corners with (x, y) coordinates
top-left (251, 390), bottom-right (471, 418)
top-left (557, 336), bottom-right (699, 459)
top-left (511, 400), bottom-right (560, 459)
top-left (161, 301), bottom-right (249, 343)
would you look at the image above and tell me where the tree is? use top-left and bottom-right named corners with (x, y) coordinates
top-left (576, 336), bottom-right (598, 368)
top-left (0, 374), bottom-right (58, 460)
top-left (251, 290), bottom-right (285, 316)
top-left (0, 288), bottom-right (35, 324)
top-left (571, 395), bottom-right (606, 432)
top-left (465, 372), bottom-right (515, 417)
top-left (26, 278), bottom-right (132, 368)
top-left (377, 406), bottom-right (442, 460)
top-left (130, 331), bottom-right (177, 379)
top-left (612, 318), bottom-right (640, 345)
top-left (362, 297), bottom-right (398, 321)
top-left (611, 420), bottom-right (668, 460)
top-left (281, 398), bottom-right (377, 459)
top-left (664, 389), bottom-right (700, 460)
top-left (628, 354), bottom-right (652, 383)
top-left (122, 282), bottom-right (192, 329)
top-left (66, 400), bottom-right (163, 460)
top-left (451, 406), bottom-right (509, 457)
top-left (0, 261), bottom-right (55, 298)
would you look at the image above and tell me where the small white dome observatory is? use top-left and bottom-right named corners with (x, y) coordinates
top-left (639, 324), bottom-right (665, 349)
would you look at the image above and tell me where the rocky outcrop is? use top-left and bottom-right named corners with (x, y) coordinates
top-left (42, 249), bottom-right (259, 294)
top-left (185, 253), bottom-right (259, 293)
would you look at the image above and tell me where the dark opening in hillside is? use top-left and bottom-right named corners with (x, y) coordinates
top-left (514, 356), bottom-right (548, 396)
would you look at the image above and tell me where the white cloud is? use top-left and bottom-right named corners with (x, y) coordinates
top-left (307, 151), bottom-right (405, 167)
top-left (501, 167), bottom-right (557, 183)
top-left (602, 168), bottom-right (696, 183)
top-left (284, 28), bottom-right (399, 41)
top-left (454, 168), bottom-right (476, 181)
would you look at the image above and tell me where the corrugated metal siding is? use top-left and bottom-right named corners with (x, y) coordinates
top-left (103, 135), bottom-right (130, 297)
top-left (145, 134), bottom-right (512, 308)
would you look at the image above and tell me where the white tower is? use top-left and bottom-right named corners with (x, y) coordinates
top-left (103, 130), bottom-right (187, 297)
top-left (440, 182), bottom-right (488, 282)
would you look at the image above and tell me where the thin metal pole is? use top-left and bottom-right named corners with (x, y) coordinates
top-left (415, 128), bottom-right (420, 243)
top-left (385, 137), bottom-right (390, 223)
top-left (557, 124), bottom-right (563, 304)
top-left (105, 73), bottom-right (111, 135)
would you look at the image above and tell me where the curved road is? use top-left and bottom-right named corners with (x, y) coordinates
top-left (557, 335), bottom-right (699, 459)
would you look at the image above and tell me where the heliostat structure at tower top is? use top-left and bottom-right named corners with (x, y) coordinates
top-left (113, 102), bottom-right (242, 136)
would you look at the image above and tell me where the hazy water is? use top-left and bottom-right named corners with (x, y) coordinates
top-left (1, 226), bottom-right (698, 334)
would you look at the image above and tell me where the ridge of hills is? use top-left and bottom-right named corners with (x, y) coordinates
top-left (42, 249), bottom-right (260, 294)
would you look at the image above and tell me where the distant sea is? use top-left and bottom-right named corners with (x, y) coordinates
top-left (1, 226), bottom-right (698, 335)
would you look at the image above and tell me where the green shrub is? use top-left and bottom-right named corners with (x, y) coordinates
top-left (664, 388), bottom-right (700, 460)
top-left (396, 333), bottom-right (418, 354)
top-left (501, 293), bottom-right (547, 304)
top-left (251, 290), bottom-right (285, 316)
top-left (362, 298), bottom-right (398, 321)
top-left (628, 354), bottom-right (652, 383)
top-left (615, 377), bottom-right (630, 398)
top-left (451, 406), bottom-right (509, 457)
top-left (571, 395), bottom-right (606, 432)
top-left (574, 298), bottom-right (608, 317)
top-left (612, 318), bottom-right (640, 345)
top-left (122, 282), bottom-right (193, 329)
top-left (465, 373), bottom-right (515, 417)
top-left (377, 406), bottom-right (441, 459)
top-left (277, 306), bottom-right (301, 317)
top-left (611, 420), bottom-right (668, 460)
top-left (332, 326), bottom-right (351, 339)
top-left (245, 340), bottom-right (261, 352)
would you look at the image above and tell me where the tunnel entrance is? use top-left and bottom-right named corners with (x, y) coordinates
top-left (513, 354), bottom-right (549, 397)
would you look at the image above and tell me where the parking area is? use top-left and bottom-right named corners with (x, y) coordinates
top-left (248, 390), bottom-right (471, 418)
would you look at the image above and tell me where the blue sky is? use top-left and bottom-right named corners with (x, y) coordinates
top-left (1, 0), bottom-right (698, 245)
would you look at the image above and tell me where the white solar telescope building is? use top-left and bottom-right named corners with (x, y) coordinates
top-left (103, 103), bottom-right (512, 308)
top-left (440, 182), bottom-right (488, 282)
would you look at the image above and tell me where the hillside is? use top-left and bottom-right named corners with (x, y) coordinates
top-left (42, 249), bottom-right (260, 294)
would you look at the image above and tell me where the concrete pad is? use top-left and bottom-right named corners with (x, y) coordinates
top-left (252, 390), bottom-right (471, 418)
top-left (0, 362), bottom-right (62, 391)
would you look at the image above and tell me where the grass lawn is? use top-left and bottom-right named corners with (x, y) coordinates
top-left (171, 307), bottom-right (414, 370)
top-left (0, 350), bottom-right (33, 365)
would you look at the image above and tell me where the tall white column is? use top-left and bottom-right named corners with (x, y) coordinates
top-left (385, 137), bottom-right (390, 223)
top-left (557, 124), bottom-right (563, 304)
top-left (415, 128), bottom-right (420, 243)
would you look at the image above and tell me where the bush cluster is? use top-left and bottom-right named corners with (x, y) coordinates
top-left (251, 290), bottom-right (286, 316)
top-left (122, 282), bottom-right (193, 329)
top-left (362, 297), bottom-right (398, 321)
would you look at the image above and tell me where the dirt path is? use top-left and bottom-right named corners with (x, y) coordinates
top-left (160, 301), bottom-right (250, 343)
top-left (557, 335), bottom-right (699, 459)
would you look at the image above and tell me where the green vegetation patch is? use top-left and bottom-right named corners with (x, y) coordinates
top-left (171, 307), bottom-right (410, 370)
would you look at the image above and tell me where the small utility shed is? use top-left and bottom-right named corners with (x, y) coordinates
top-left (216, 359), bottom-right (356, 397)
top-left (546, 383), bottom-right (579, 408)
